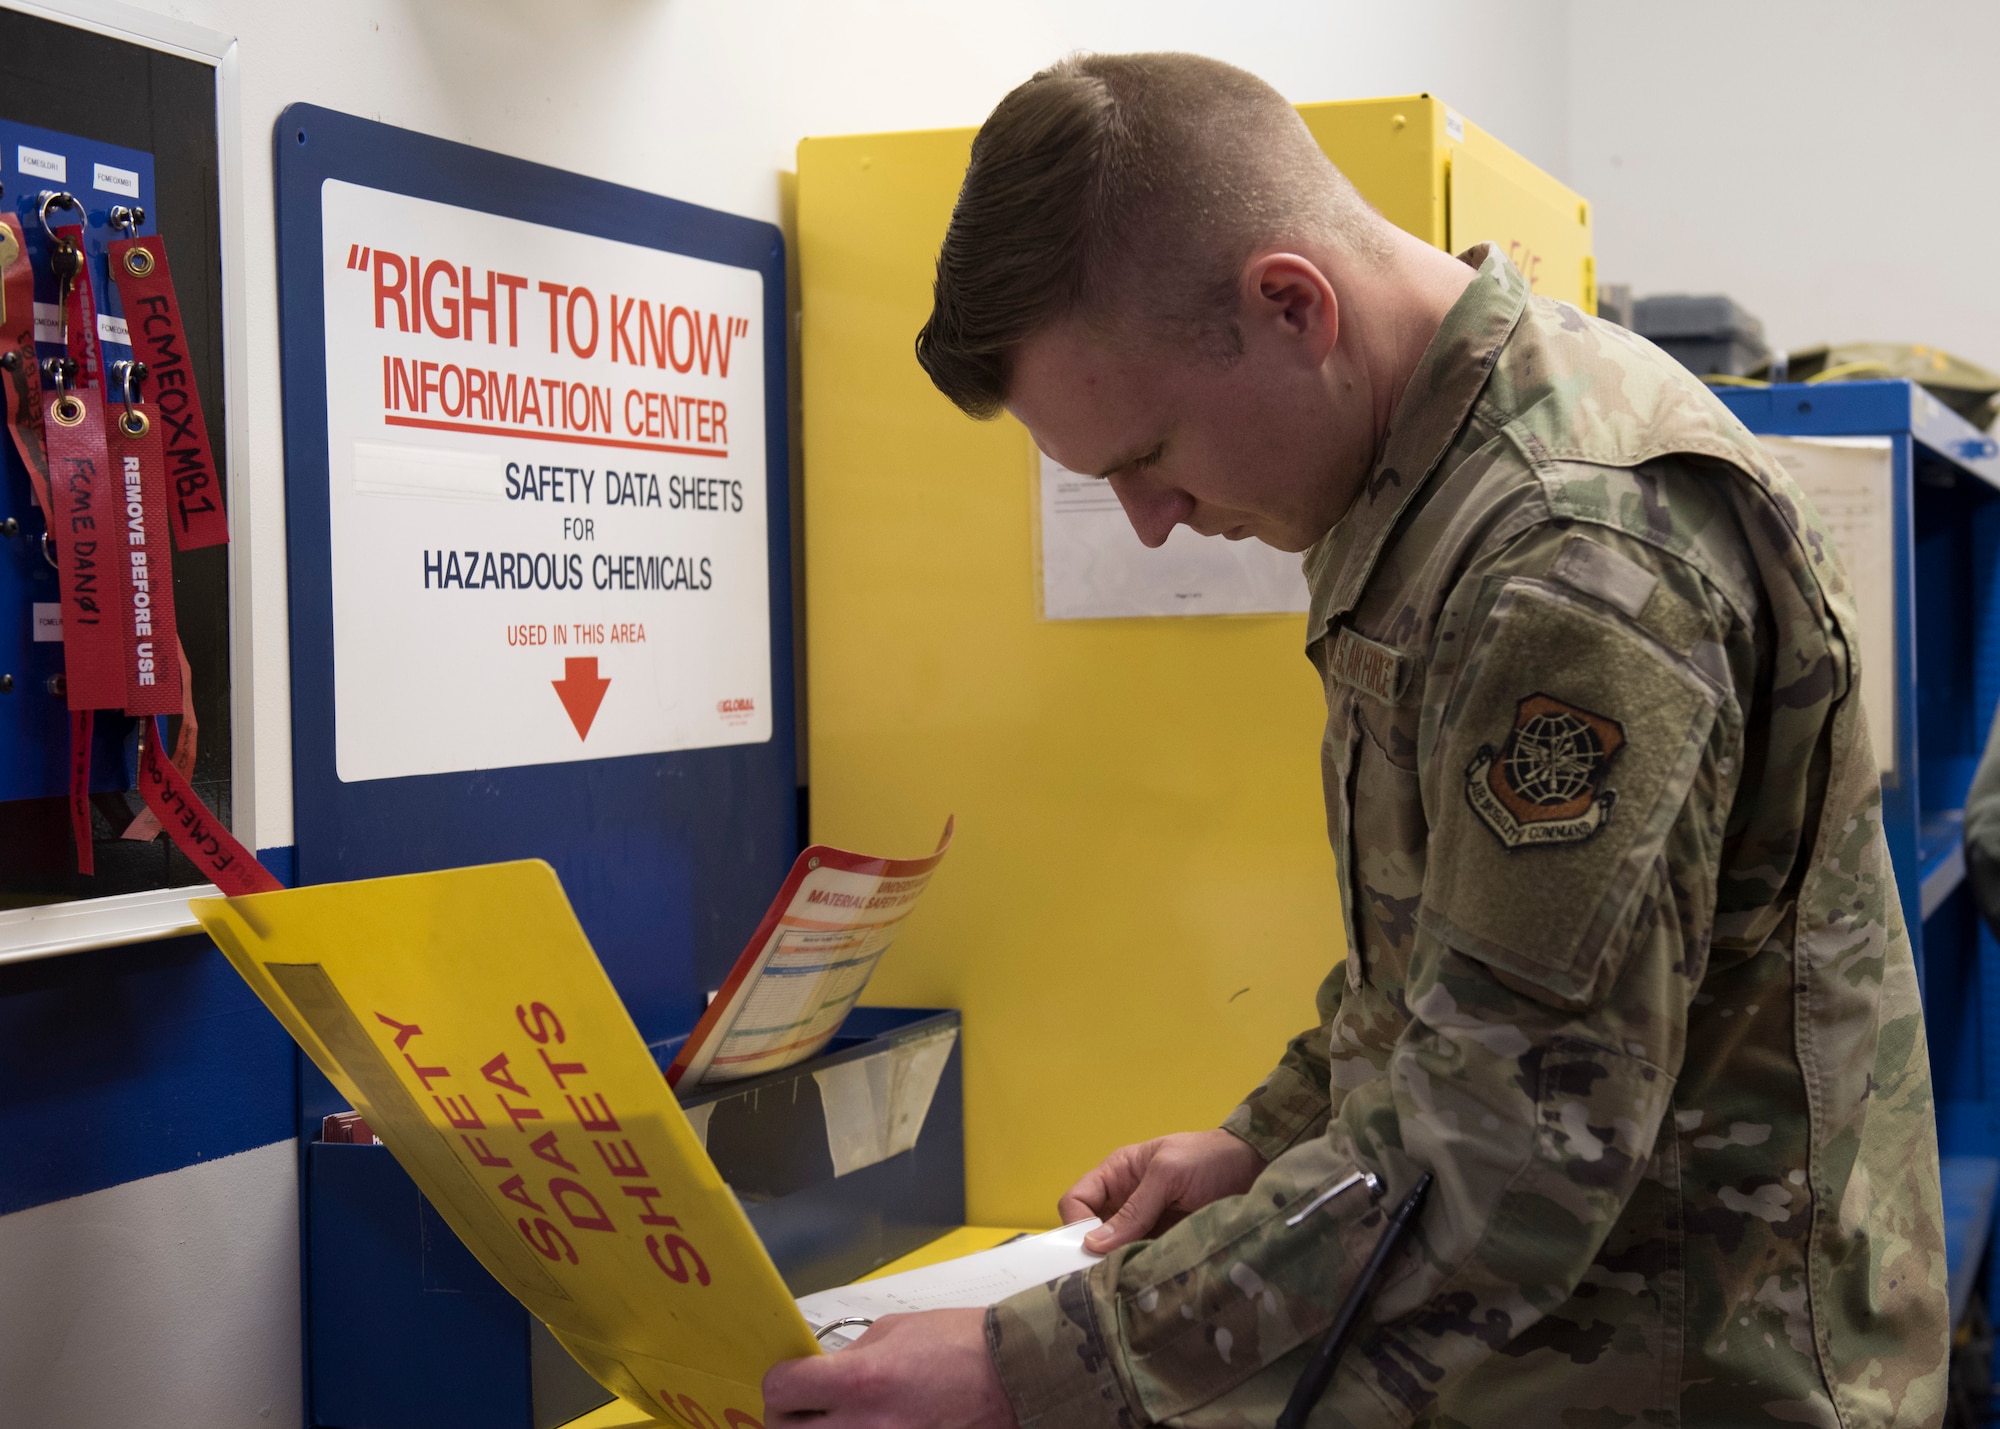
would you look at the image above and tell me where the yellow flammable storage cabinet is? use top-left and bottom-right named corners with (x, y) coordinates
top-left (798, 96), bottom-right (1593, 1227)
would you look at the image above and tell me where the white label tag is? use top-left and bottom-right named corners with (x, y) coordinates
top-left (33, 603), bottom-right (62, 642)
top-left (32, 302), bottom-right (60, 344)
top-left (17, 146), bottom-right (65, 181)
top-left (97, 313), bottom-right (131, 346)
top-left (1445, 109), bottom-right (1465, 143)
top-left (92, 162), bottom-right (140, 197)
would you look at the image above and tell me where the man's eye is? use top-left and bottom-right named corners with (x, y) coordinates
top-left (1131, 448), bottom-right (1162, 472)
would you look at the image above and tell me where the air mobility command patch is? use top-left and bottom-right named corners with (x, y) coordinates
top-left (1465, 693), bottom-right (1624, 848)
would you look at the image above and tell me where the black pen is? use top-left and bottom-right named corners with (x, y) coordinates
top-left (1275, 1171), bottom-right (1434, 1429)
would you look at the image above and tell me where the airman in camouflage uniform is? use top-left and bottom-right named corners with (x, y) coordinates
top-left (986, 247), bottom-right (1950, 1427)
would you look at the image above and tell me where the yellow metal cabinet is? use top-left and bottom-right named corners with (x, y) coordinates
top-left (1297, 94), bottom-right (1595, 310)
top-left (796, 100), bottom-right (1589, 1228)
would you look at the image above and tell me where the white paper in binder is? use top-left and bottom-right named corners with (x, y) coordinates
top-left (795, 1220), bottom-right (1105, 1349)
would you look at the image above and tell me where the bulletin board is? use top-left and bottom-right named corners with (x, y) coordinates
top-left (0, 9), bottom-right (232, 910)
top-left (274, 106), bottom-right (797, 1044)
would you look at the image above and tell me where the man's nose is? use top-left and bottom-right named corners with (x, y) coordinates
top-left (1107, 473), bottom-right (1192, 549)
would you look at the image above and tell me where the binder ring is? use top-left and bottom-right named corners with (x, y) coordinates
top-left (123, 245), bottom-right (155, 277)
top-left (50, 393), bottom-right (86, 428)
top-left (810, 1317), bottom-right (875, 1342)
top-left (36, 190), bottom-right (82, 245)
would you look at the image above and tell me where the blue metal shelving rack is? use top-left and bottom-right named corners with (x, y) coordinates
top-left (1720, 380), bottom-right (2000, 1361)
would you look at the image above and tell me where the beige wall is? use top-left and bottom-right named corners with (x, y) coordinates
top-left (1572, 0), bottom-right (2000, 375)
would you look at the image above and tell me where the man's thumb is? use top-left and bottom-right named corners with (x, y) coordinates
top-left (1084, 1171), bottom-right (1168, 1252)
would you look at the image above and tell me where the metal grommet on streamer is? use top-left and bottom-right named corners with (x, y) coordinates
top-left (50, 393), bottom-right (86, 428)
top-left (120, 406), bottom-right (149, 437)
top-left (112, 206), bottom-right (155, 276)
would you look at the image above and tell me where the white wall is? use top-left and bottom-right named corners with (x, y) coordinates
top-left (95, 0), bottom-right (1572, 853)
top-left (1570, 0), bottom-right (2000, 373)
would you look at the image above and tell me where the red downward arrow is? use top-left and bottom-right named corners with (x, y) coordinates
top-left (551, 656), bottom-right (610, 740)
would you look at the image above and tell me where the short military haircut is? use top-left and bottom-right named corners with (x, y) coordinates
top-left (915, 52), bottom-right (1391, 419)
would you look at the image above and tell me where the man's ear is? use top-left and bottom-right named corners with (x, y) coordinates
top-left (1243, 253), bottom-right (1338, 364)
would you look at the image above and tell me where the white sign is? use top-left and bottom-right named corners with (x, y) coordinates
top-left (1036, 452), bottom-right (1309, 619)
top-left (32, 603), bottom-right (62, 642)
top-left (92, 162), bottom-right (140, 197)
top-left (16, 145), bottom-right (63, 181)
top-left (321, 180), bottom-right (772, 782)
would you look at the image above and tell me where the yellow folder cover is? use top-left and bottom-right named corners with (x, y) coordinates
top-left (192, 860), bottom-right (818, 1429)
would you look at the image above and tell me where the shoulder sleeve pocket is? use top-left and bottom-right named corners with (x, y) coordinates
top-left (1421, 577), bottom-right (1722, 1007)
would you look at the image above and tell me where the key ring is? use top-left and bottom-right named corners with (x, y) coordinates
top-left (116, 359), bottom-right (147, 406)
top-left (115, 369), bottom-right (149, 435)
top-left (37, 190), bottom-right (82, 246)
top-left (111, 358), bottom-right (149, 436)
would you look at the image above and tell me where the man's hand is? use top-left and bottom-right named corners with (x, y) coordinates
top-left (1059, 1128), bottom-right (1265, 1253)
top-left (762, 1308), bottom-right (1015, 1429)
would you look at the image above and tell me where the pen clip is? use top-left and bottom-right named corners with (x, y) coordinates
top-left (1285, 1168), bottom-right (1381, 1227)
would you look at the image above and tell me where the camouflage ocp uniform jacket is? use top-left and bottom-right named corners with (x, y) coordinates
top-left (987, 248), bottom-right (1949, 1428)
